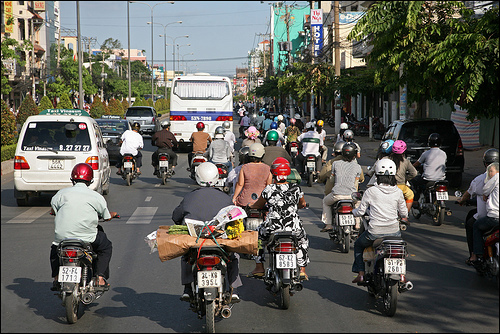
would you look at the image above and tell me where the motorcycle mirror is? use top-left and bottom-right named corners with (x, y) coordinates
top-left (454, 190), bottom-right (462, 197)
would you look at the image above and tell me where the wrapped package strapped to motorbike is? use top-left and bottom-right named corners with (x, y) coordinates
top-left (144, 205), bottom-right (259, 261)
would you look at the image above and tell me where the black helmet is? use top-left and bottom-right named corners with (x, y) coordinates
top-left (238, 146), bottom-right (250, 164)
top-left (483, 148), bottom-right (499, 167)
top-left (334, 140), bottom-right (345, 154)
top-left (428, 133), bottom-right (441, 147)
top-left (342, 142), bottom-right (357, 160)
top-left (132, 122), bottom-right (141, 131)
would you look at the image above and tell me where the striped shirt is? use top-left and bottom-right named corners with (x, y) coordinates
top-left (330, 159), bottom-right (362, 195)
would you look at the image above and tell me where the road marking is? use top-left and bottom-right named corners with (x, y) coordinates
top-left (6, 207), bottom-right (50, 224)
top-left (126, 207), bottom-right (158, 224)
top-left (145, 196), bottom-right (152, 202)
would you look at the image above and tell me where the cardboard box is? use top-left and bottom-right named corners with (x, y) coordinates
top-left (156, 226), bottom-right (258, 262)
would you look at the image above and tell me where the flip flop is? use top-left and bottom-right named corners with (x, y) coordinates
top-left (300, 272), bottom-right (309, 281)
top-left (247, 272), bottom-right (264, 278)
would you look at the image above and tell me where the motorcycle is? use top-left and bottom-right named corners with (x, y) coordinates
top-left (154, 152), bottom-right (173, 185)
top-left (303, 154), bottom-right (319, 187)
top-left (190, 152), bottom-right (208, 181)
top-left (411, 179), bottom-right (452, 226)
top-left (328, 198), bottom-right (358, 253)
top-left (121, 153), bottom-right (138, 186)
top-left (214, 163), bottom-right (230, 194)
top-left (53, 220), bottom-right (119, 324)
top-left (287, 141), bottom-right (299, 167)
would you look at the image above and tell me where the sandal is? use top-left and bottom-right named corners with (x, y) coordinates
top-left (320, 226), bottom-right (333, 232)
top-left (352, 275), bottom-right (364, 284)
top-left (116, 170), bottom-right (123, 175)
top-left (465, 258), bottom-right (474, 266)
top-left (247, 271), bottom-right (264, 278)
top-left (299, 272), bottom-right (309, 281)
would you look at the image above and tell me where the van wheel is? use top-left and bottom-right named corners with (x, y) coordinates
top-left (17, 197), bottom-right (29, 206)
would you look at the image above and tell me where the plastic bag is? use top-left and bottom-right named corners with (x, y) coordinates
top-left (144, 230), bottom-right (158, 254)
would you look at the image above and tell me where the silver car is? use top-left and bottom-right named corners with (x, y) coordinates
top-left (124, 106), bottom-right (161, 136)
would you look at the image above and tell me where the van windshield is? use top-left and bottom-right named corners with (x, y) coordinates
top-left (21, 121), bottom-right (92, 152)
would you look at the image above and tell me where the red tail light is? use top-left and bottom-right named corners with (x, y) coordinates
top-left (123, 156), bottom-right (134, 162)
top-left (216, 116), bottom-right (233, 121)
top-left (217, 167), bottom-right (227, 176)
top-left (457, 138), bottom-right (464, 156)
top-left (436, 185), bottom-right (447, 192)
top-left (159, 155), bottom-right (169, 161)
top-left (85, 156), bottom-right (99, 170)
top-left (14, 156), bottom-right (30, 170)
top-left (338, 205), bottom-right (353, 213)
top-left (152, 116), bottom-right (155, 124)
top-left (276, 241), bottom-right (295, 253)
top-left (249, 211), bottom-right (261, 218)
top-left (170, 115), bottom-right (187, 121)
top-left (307, 156), bottom-right (316, 161)
top-left (197, 256), bottom-right (221, 266)
top-left (193, 158), bottom-right (206, 164)
top-left (291, 142), bottom-right (298, 147)
top-left (61, 248), bottom-right (83, 258)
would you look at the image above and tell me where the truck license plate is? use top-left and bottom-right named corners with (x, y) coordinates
top-left (197, 270), bottom-right (221, 288)
top-left (384, 258), bottom-right (406, 275)
top-left (276, 254), bottom-right (296, 269)
top-left (59, 266), bottom-right (81, 283)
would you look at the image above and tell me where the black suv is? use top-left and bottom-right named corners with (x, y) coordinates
top-left (382, 118), bottom-right (465, 187)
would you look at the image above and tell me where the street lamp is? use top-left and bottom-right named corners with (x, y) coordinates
top-left (148, 20), bottom-right (182, 98)
top-left (167, 35), bottom-right (189, 75)
top-left (130, 1), bottom-right (174, 102)
top-left (176, 44), bottom-right (191, 75)
top-left (181, 52), bottom-right (194, 74)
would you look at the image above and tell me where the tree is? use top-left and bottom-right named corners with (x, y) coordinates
top-left (38, 95), bottom-right (54, 111)
top-left (1, 37), bottom-right (31, 96)
top-left (57, 92), bottom-right (73, 109)
top-left (107, 98), bottom-right (124, 116)
top-left (1, 99), bottom-right (17, 146)
top-left (90, 96), bottom-right (106, 118)
top-left (16, 94), bottom-right (39, 127)
top-left (348, 1), bottom-right (499, 120)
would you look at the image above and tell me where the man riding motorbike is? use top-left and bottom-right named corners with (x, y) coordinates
top-left (296, 122), bottom-right (323, 176)
top-left (207, 126), bottom-right (233, 172)
top-left (151, 119), bottom-right (178, 176)
top-left (262, 130), bottom-right (292, 167)
top-left (116, 122), bottom-right (143, 175)
top-left (188, 122), bottom-right (212, 171)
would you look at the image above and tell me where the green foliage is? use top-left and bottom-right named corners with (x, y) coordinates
top-left (121, 99), bottom-right (130, 111)
top-left (107, 98), bottom-right (124, 116)
top-left (1, 144), bottom-right (17, 162)
top-left (1, 37), bottom-right (31, 96)
top-left (155, 98), bottom-right (169, 114)
top-left (90, 96), bottom-right (106, 118)
top-left (57, 92), bottom-right (73, 109)
top-left (46, 77), bottom-right (70, 102)
top-left (16, 94), bottom-right (39, 127)
top-left (1, 100), bottom-right (17, 146)
top-left (38, 95), bottom-right (54, 111)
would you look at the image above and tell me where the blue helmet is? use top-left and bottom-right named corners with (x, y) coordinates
top-left (270, 121), bottom-right (278, 130)
top-left (380, 139), bottom-right (395, 154)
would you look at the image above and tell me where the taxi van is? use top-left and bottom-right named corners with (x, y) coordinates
top-left (14, 109), bottom-right (111, 206)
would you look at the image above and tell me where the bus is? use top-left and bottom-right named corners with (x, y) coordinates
top-left (169, 73), bottom-right (234, 152)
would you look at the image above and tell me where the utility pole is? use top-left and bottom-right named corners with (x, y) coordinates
top-left (127, 1), bottom-right (131, 107)
top-left (334, 0), bottom-right (341, 135)
top-left (31, 1), bottom-right (36, 99)
top-left (77, 1), bottom-right (83, 109)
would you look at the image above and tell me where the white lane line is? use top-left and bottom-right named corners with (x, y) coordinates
top-left (6, 207), bottom-right (50, 224)
top-left (126, 207), bottom-right (158, 224)
top-left (145, 197), bottom-right (152, 202)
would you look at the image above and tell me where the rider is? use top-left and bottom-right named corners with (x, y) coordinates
top-left (226, 146), bottom-right (250, 196)
top-left (239, 111), bottom-right (251, 138)
top-left (172, 162), bottom-right (242, 302)
top-left (390, 140), bottom-right (418, 213)
top-left (248, 158), bottom-right (309, 280)
top-left (410, 132), bottom-right (447, 207)
top-left (151, 119), bottom-right (178, 176)
top-left (335, 122), bottom-right (349, 144)
top-left (296, 122), bottom-right (323, 176)
top-left (207, 126), bottom-right (233, 172)
top-left (366, 139), bottom-right (394, 187)
top-left (263, 121), bottom-right (285, 147)
top-left (316, 120), bottom-right (328, 163)
top-left (116, 122), bottom-right (143, 175)
top-left (188, 122), bottom-right (212, 171)
top-left (262, 129), bottom-right (292, 167)
top-left (222, 120), bottom-right (237, 166)
top-left (284, 117), bottom-right (302, 153)
top-left (351, 159), bottom-right (409, 284)
top-left (49, 163), bottom-right (119, 291)
top-left (342, 129), bottom-right (361, 158)
top-left (320, 142), bottom-right (362, 232)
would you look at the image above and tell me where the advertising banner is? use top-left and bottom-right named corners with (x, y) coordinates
top-left (4, 1), bottom-right (13, 33)
top-left (311, 9), bottom-right (323, 58)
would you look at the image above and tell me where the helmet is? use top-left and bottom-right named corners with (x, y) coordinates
top-left (266, 129), bottom-right (279, 143)
top-left (277, 115), bottom-right (284, 121)
top-left (306, 122), bottom-right (315, 130)
top-left (196, 122), bottom-right (205, 130)
top-left (428, 133), bottom-right (441, 147)
top-left (317, 120), bottom-right (324, 127)
top-left (274, 116), bottom-right (279, 122)
top-left (380, 139), bottom-right (395, 154)
top-left (244, 111), bottom-right (249, 116)
top-left (342, 142), bottom-right (358, 160)
top-left (270, 122), bottom-right (278, 130)
top-left (375, 158), bottom-right (397, 176)
top-left (195, 162), bottom-right (219, 186)
top-left (334, 140), bottom-right (346, 154)
top-left (483, 148), bottom-right (499, 166)
top-left (222, 121), bottom-right (231, 129)
top-left (340, 122), bottom-right (348, 130)
top-left (392, 140), bottom-right (407, 154)
top-left (244, 126), bottom-right (260, 139)
top-left (132, 122), bottom-right (141, 131)
top-left (294, 114), bottom-right (301, 119)
top-left (343, 129), bottom-right (354, 141)
top-left (248, 143), bottom-right (265, 158)
top-left (271, 158), bottom-right (291, 178)
top-left (71, 163), bottom-right (94, 183)
top-left (161, 119), bottom-right (171, 128)
top-left (290, 118), bottom-right (296, 125)
top-left (238, 146), bottom-right (250, 163)
top-left (215, 126), bottom-right (225, 135)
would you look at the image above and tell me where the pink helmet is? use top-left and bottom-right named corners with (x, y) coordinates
top-left (244, 126), bottom-right (260, 140)
top-left (392, 140), bottom-right (407, 154)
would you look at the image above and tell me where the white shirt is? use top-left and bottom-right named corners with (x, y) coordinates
top-left (298, 130), bottom-right (323, 157)
top-left (224, 130), bottom-right (237, 152)
top-left (483, 173), bottom-right (499, 219)
top-left (467, 172), bottom-right (488, 219)
top-left (120, 130), bottom-right (143, 156)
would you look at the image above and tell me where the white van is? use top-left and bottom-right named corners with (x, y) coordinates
top-left (14, 109), bottom-right (111, 206)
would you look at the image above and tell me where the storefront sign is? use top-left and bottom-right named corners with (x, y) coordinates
top-left (4, 1), bottom-right (13, 33)
top-left (311, 9), bottom-right (323, 58)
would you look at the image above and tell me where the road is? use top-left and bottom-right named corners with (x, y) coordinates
top-left (1, 122), bottom-right (498, 333)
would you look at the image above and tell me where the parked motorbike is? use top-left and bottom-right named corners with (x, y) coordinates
top-left (53, 220), bottom-right (118, 324)
top-left (328, 198), bottom-right (358, 253)
top-left (121, 154), bottom-right (138, 186)
top-left (303, 154), bottom-right (319, 187)
top-left (411, 180), bottom-right (452, 226)
top-left (190, 152), bottom-right (208, 181)
top-left (154, 152), bottom-right (173, 185)
top-left (214, 163), bottom-right (230, 194)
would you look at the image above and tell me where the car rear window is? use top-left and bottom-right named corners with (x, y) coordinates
top-left (21, 121), bottom-right (91, 152)
top-left (96, 120), bottom-right (129, 134)
top-left (399, 121), bottom-right (458, 147)
top-left (126, 108), bottom-right (154, 117)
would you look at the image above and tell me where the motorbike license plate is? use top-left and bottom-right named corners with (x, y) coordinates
top-left (215, 178), bottom-right (226, 187)
top-left (49, 159), bottom-right (64, 170)
top-left (384, 258), bottom-right (406, 275)
top-left (159, 160), bottom-right (169, 167)
top-left (276, 254), bottom-right (296, 269)
top-left (197, 270), bottom-right (222, 288)
top-left (307, 161), bottom-right (316, 168)
top-left (436, 191), bottom-right (448, 201)
top-left (245, 218), bottom-right (262, 231)
top-left (58, 266), bottom-right (81, 283)
top-left (291, 147), bottom-right (298, 153)
top-left (339, 214), bottom-right (355, 226)
top-left (124, 161), bottom-right (133, 168)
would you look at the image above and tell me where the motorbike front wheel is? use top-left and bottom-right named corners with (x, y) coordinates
top-left (382, 279), bottom-right (398, 317)
top-left (205, 300), bottom-right (216, 333)
top-left (64, 287), bottom-right (79, 324)
top-left (278, 285), bottom-right (291, 310)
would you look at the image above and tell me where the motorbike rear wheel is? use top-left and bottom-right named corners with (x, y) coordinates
top-left (161, 172), bottom-right (167, 185)
top-left (382, 279), bottom-right (398, 317)
top-left (278, 285), bottom-right (291, 310)
top-left (126, 173), bottom-right (132, 186)
top-left (432, 201), bottom-right (445, 226)
top-left (205, 300), bottom-right (216, 333)
top-left (65, 287), bottom-right (79, 324)
top-left (307, 172), bottom-right (313, 187)
top-left (341, 231), bottom-right (350, 253)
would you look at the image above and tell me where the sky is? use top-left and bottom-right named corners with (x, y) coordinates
top-left (59, 1), bottom-right (309, 78)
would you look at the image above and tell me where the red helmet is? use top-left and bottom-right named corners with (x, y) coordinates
top-left (196, 122), bottom-right (205, 130)
top-left (71, 163), bottom-right (94, 183)
top-left (271, 157), bottom-right (291, 177)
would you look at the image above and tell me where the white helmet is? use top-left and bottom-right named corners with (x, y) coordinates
top-left (222, 121), bottom-right (231, 129)
top-left (248, 143), bottom-right (265, 158)
top-left (375, 158), bottom-right (397, 176)
top-left (340, 122), bottom-right (348, 130)
top-left (195, 162), bottom-right (219, 186)
top-left (277, 114), bottom-right (284, 121)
